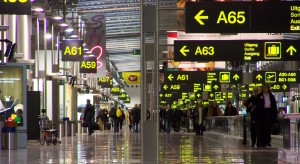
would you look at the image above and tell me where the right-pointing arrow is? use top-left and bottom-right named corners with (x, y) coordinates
top-left (287, 46), bottom-right (297, 56)
top-left (194, 10), bottom-right (208, 25)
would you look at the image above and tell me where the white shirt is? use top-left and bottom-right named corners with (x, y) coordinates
top-left (263, 93), bottom-right (271, 108)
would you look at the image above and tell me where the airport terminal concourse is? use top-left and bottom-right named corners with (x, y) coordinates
top-left (0, 0), bottom-right (300, 163)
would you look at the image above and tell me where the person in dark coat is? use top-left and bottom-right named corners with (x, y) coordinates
top-left (173, 106), bottom-right (182, 132)
top-left (109, 102), bottom-right (119, 133)
top-left (224, 102), bottom-right (238, 116)
top-left (84, 99), bottom-right (95, 135)
top-left (164, 104), bottom-right (173, 133)
top-left (256, 83), bottom-right (277, 147)
top-left (243, 86), bottom-right (261, 147)
top-left (132, 104), bottom-right (140, 132)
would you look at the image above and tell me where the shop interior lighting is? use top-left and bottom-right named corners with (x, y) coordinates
top-left (83, 48), bottom-right (89, 51)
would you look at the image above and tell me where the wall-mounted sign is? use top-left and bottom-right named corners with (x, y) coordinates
top-left (122, 72), bottom-right (141, 84)
top-left (98, 77), bottom-right (113, 88)
top-left (253, 71), bottom-right (299, 84)
top-left (80, 56), bottom-right (97, 73)
top-left (118, 93), bottom-right (127, 100)
top-left (186, 2), bottom-right (300, 33)
top-left (124, 97), bottom-right (130, 103)
top-left (110, 86), bottom-right (121, 95)
top-left (0, 0), bottom-right (31, 15)
top-left (164, 71), bottom-right (242, 84)
top-left (61, 40), bottom-right (84, 61)
top-left (174, 40), bottom-right (300, 61)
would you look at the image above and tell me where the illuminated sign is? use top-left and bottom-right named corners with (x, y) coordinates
top-left (118, 93), bottom-right (127, 100)
top-left (62, 40), bottom-right (84, 61)
top-left (186, 2), bottom-right (300, 33)
top-left (253, 71), bottom-right (300, 84)
top-left (80, 56), bottom-right (97, 73)
top-left (208, 92), bottom-right (233, 100)
top-left (98, 76), bottom-right (113, 88)
top-left (85, 13), bottom-right (106, 77)
top-left (0, 0), bottom-right (31, 15)
top-left (124, 97), bottom-right (130, 103)
top-left (249, 83), bottom-right (289, 92)
top-left (174, 40), bottom-right (300, 61)
top-left (122, 72), bottom-right (141, 84)
top-left (164, 71), bottom-right (242, 84)
top-left (110, 87), bottom-right (121, 95)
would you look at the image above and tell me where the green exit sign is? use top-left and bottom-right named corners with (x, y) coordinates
top-left (59, 80), bottom-right (65, 85)
top-left (133, 49), bottom-right (140, 55)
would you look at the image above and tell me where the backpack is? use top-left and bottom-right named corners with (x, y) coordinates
top-left (116, 108), bottom-right (122, 117)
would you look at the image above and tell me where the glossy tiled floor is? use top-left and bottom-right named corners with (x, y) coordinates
top-left (0, 126), bottom-right (299, 163)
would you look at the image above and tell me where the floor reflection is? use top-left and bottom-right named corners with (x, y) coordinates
top-left (0, 127), bottom-right (297, 163)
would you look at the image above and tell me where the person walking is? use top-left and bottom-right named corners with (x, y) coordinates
top-left (224, 102), bottom-right (238, 116)
top-left (194, 100), bottom-right (205, 135)
top-left (109, 102), bottom-right (120, 133)
top-left (207, 101), bottom-right (221, 117)
top-left (164, 104), bottom-right (173, 134)
top-left (132, 104), bottom-right (140, 132)
top-left (243, 86), bottom-right (261, 147)
top-left (257, 84), bottom-right (277, 147)
top-left (84, 99), bottom-right (95, 135)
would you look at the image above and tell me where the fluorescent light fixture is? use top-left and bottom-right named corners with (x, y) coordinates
top-left (83, 48), bottom-right (89, 51)
top-left (85, 51), bottom-right (92, 54)
top-left (52, 14), bottom-right (63, 20)
top-left (69, 34), bottom-right (78, 38)
top-left (59, 22), bottom-right (68, 27)
top-left (45, 33), bottom-right (52, 39)
top-left (65, 28), bottom-right (73, 33)
top-left (32, 6), bottom-right (44, 12)
top-left (88, 55), bottom-right (94, 57)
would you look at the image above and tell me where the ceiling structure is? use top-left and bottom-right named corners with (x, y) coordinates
top-left (54, 0), bottom-right (178, 73)
top-left (47, 0), bottom-right (300, 73)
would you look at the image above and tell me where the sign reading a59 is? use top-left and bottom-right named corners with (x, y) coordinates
top-left (4, 0), bottom-right (27, 2)
top-left (81, 61), bottom-right (96, 69)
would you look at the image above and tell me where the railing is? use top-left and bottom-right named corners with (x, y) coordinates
top-left (205, 115), bottom-right (245, 137)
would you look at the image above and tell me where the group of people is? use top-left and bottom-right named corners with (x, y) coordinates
top-left (243, 84), bottom-right (278, 148)
top-left (109, 103), bottom-right (141, 133)
top-left (159, 99), bottom-right (238, 135)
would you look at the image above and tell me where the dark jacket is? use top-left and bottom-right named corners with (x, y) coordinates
top-left (173, 109), bottom-right (182, 121)
top-left (224, 106), bottom-right (238, 116)
top-left (109, 107), bottom-right (117, 119)
top-left (164, 109), bottom-right (173, 121)
top-left (132, 107), bottom-right (140, 124)
top-left (84, 104), bottom-right (95, 123)
top-left (257, 92), bottom-right (277, 121)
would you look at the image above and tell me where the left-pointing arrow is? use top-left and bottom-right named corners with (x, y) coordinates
top-left (194, 10), bottom-right (208, 25)
top-left (163, 84), bottom-right (168, 90)
top-left (168, 74), bottom-right (174, 81)
top-left (180, 46), bottom-right (189, 56)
